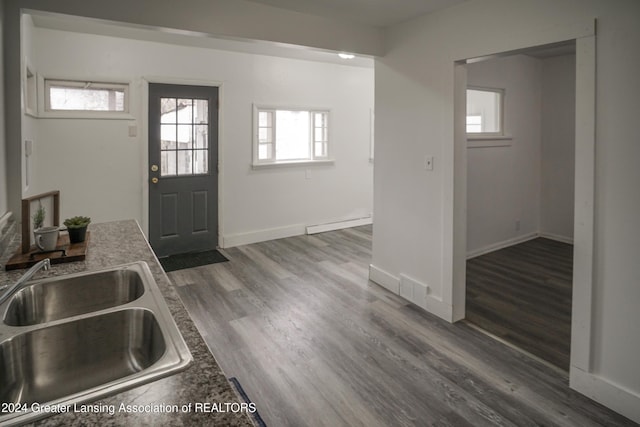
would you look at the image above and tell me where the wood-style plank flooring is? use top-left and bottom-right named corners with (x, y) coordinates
top-left (466, 238), bottom-right (573, 371)
top-left (169, 227), bottom-right (634, 427)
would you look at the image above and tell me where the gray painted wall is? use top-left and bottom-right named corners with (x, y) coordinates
top-left (466, 52), bottom-right (576, 255)
top-left (466, 54), bottom-right (542, 255)
top-left (540, 54), bottom-right (575, 241)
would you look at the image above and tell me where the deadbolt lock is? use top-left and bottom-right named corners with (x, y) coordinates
top-left (151, 177), bottom-right (159, 184)
top-left (151, 164), bottom-right (159, 172)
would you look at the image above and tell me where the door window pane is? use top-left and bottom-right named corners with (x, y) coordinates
top-left (194, 125), bottom-right (208, 149)
top-left (178, 150), bottom-right (193, 175)
top-left (161, 151), bottom-right (177, 176)
top-left (161, 125), bottom-right (177, 149)
top-left (160, 98), bottom-right (177, 123)
top-left (177, 125), bottom-right (193, 150)
top-left (194, 150), bottom-right (208, 174)
top-left (177, 99), bottom-right (194, 123)
top-left (194, 99), bottom-right (209, 124)
top-left (160, 97), bottom-right (209, 176)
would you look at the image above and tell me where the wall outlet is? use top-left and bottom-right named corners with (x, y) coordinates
top-left (515, 220), bottom-right (521, 231)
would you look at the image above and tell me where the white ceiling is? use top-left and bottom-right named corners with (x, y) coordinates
top-left (244, 0), bottom-right (468, 27)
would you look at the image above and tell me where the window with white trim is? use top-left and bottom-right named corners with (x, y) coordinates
top-left (254, 106), bottom-right (330, 166)
top-left (45, 79), bottom-right (129, 113)
top-left (466, 87), bottom-right (503, 135)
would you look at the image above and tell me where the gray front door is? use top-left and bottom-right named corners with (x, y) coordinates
top-left (148, 83), bottom-right (219, 257)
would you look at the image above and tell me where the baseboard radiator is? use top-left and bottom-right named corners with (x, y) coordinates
top-left (306, 215), bottom-right (372, 235)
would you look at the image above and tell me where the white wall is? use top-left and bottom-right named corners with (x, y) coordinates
top-left (21, 14), bottom-right (40, 197)
top-left (373, 0), bottom-right (640, 422)
top-left (540, 54), bottom-right (575, 241)
top-left (466, 52), bottom-right (576, 255)
top-left (466, 54), bottom-right (542, 255)
top-left (2, 0), bottom-right (383, 228)
top-left (29, 27), bottom-right (374, 245)
top-left (0, 2), bottom-right (8, 220)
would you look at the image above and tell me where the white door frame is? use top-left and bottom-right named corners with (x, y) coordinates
top-left (451, 29), bottom-right (596, 380)
top-left (140, 76), bottom-right (224, 248)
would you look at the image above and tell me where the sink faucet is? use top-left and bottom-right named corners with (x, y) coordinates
top-left (0, 258), bottom-right (51, 305)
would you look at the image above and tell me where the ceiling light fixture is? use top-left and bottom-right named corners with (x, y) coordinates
top-left (338, 52), bottom-right (355, 60)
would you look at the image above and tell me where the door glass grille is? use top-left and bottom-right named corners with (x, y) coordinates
top-left (160, 98), bottom-right (209, 176)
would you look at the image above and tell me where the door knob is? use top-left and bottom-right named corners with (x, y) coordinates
top-left (151, 177), bottom-right (159, 184)
top-left (151, 164), bottom-right (159, 172)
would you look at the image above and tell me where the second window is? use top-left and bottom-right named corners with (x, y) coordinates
top-left (254, 106), bottom-right (330, 165)
top-left (466, 87), bottom-right (504, 135)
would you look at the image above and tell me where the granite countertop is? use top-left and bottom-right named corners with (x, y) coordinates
top-left (0, 220), bottom-right (255, 427)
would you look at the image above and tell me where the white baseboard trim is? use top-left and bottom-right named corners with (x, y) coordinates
top-left (369, 264), bottom-right (452, 322)
top-left (570, 366), bottom-right (640, 423)
top-left (466, 232), bottom-right (539, 259)
top-left (221, 224), bottom-right (305, 248)
top-left (369, 264), bottom-right (399, 293)
top-left (539, 232), bottom-right (574, 244)
top-left (423, 294), bottom-right (452, 322)
top-left (306, 215), bottom-right (372, 235)
top-left (467, 231), bottom-right (575, 259)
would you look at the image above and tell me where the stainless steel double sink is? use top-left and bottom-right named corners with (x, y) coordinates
top-left (0, 262), bottom-right (192, 426)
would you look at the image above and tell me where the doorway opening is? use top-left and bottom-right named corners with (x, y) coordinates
top-left (452, 34), bottom-right (596, 379)
top-left (462, 43), bottom-right (576, 371)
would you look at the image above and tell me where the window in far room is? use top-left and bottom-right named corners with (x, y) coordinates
top-left (466, 87), bottom-right (503, 135)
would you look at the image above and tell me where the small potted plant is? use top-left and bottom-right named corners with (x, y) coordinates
top-left (32, 205), bottom-right (45, 230)
top-left (64, 216), bottom-right (91, 244)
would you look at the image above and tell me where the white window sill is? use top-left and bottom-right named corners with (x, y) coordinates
top-left (467, 134), bottom-right (513, 148)
top-left (38, 111), bottom-right (135, 120)
top-left (252, 159), bottom-right (335, 170)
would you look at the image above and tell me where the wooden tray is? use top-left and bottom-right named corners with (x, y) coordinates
top-left (4, 232), bottom-right (90, 271)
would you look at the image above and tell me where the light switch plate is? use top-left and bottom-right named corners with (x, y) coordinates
top-left (24, 140), bottom-right (33, 157)
top-left (425, 156), bottom-right (434, 171)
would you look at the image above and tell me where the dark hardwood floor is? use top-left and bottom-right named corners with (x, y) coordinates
top-left (169, 227), bottom-right (634, 427)
top-left (466, 238), bottom-right (573, 371)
